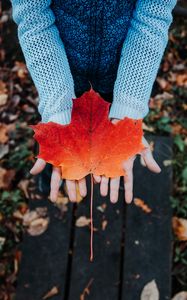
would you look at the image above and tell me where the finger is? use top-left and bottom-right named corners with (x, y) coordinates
top-left (123, 169), bottom-right (133, 204)
top-left (93, 175), bottom-right (101, 183)
top-left (78, 177), bottom-right (87, 197)
top-left (141, 147), bottom-right (161, 173)
top-left (50, 167), bottom-right (61, 202)
top-left (100, 176), bottom-right (109, 197)
top-left (123, 157), bottom-right (134, 204)
top-left (30, 158), bottom-right (46, 175)
top-left (66, 179), bottom-right (77, 202)
top-left (110, 177), bottom-right (120, 203)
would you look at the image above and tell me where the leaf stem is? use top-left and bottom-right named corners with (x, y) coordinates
top-left (90, 173), bottom-right (94, 262)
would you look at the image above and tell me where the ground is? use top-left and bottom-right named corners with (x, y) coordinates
top-left (0, 1), bottom-right (187, 299)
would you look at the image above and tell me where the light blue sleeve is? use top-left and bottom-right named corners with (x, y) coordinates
top-left (10, 0), bottom-right (76, 125)
top-left (109, 0), bottom-right (177, 120)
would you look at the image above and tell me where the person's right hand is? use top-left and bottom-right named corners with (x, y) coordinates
top-left (29, 158), bottom-right (100, 202)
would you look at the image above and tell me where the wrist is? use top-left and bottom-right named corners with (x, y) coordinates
top-left (45, 109), bottom-right (72, 125)
top-left (109, 101), bottom-right (148, 120)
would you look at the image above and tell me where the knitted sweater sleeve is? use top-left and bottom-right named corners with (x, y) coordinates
top-left (10, 0), bottom-right (76, 125)
top-left (109, 0), bottom-right (177, 120)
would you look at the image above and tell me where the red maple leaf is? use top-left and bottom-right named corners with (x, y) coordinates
top-left (30, 88), bottom-right (146, 180)
top-left (30, 88), bottom-right (147, 261)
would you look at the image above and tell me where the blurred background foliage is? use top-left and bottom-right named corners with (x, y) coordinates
top-left (0, 0), bottom-right (187, 299)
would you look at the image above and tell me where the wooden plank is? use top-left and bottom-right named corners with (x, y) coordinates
top-left (15, 164), bottom-right (74, 300)
top-left (121, 136), bottom-right (173, 300)
top-left (68, 175), bottom-right (125, 300)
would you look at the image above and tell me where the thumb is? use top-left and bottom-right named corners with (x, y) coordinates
top-left (30, 158), bottom-right (46, 175)
top-left (141, 137), bottom-right (161, 173)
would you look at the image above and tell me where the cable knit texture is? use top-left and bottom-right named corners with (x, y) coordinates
top-left (10, 0), bottom-right (177, 124)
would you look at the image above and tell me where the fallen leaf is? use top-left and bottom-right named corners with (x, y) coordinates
top-left (76, 216), bottom-right (91, 227)
top-left (27, 217), bottom-right (49, 236)
top-left (0, 144), bottom-right (9, 159)
top-left (0, 94), bottom-right (8, 106)
top-left (22, 104), bottom-right (35, 113)
top-left (31, 88), bottom-right (146, 180)
top-left (80, 278), bottom-right (94, 300)
top-left (54, 191), bottom-right (69, 213)
top-left (0, 81), bottom-right (7, 94)
top-left (0, 213), bottom-right (3, 222)
top-left (172, 217), bottom-right (187, 241)
top-left (42, 286), bottom-right (59, 299)
top-left (23, 208), bottom-right (49, 236)
top-left (0, 123), bottom-right (9, 144)
top-left (35, 207), bottom-right (48, 217)
top-left (56, 191), bottom-right (69, 205)
top-left (156, 77), bottom-right (170, 90)
top-left (171, 123), bottom-right (187, 135)
top-left (0, 81), bottom-right (8, 107)
top-left (176, 74), bottom-right (187, 87)
top-left (141, 280), bottom-right (159, 300)
top-left (155, 92), bottom-right (174, 100)
top-left (102, 220), bottom-right (108, 231)
top-left (163, 159), bottom-right (172, 167)
top-left (18, 179), bottom-right (30, 198)
top-left (22, 210), bottom-right (37, 226)
top-left (97, 203), bottom-right (107, 213)
top-left (12, 61), bottom-right (28, 79)
top-left (172, 291), bottom-right (187, 300)
top-left (134, 198), bottom-right (152, 213)
top-left (0, 237), bottom-right (6, 248)
top-left (0, 167), bottom-right (16, 189)
top-left (182, 103), bottom-right (187, 111)
top-left (13, 210), bottom-right (24, 220)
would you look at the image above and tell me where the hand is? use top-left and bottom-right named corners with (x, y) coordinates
top-left (29, 158), bottom-right (87, 202)
top-left (95, 118), bottom-right (161, 204)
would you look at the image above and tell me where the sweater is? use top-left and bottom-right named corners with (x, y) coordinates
top-left (10, 0), bottom-right (177, 125)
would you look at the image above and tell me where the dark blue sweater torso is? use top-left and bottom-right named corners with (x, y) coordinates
top-left (51, 0), bottom-right (136, 93)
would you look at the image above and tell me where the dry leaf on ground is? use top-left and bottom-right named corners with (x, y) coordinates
top-left (0, 167), bottom-right (16, 189)
top-left (102, 220), bottom-right (108, 231)
top-left (134, 198), bottom-right (152, 213)
top-left (42, 286), bottom-right (59, 299)
top-left (141, 280), bottom-right (159, 300)
top-left (23, 208), bottom-right (49, 236)
top-left (18, 179), bottom-right (30, 198)
top-left (80, 278), bottom-right (94, 300)
top-left (172, 292), bottom-right (187, 300)
top-left (172, 217), bottom-right (187, 241)
top-left (97, 203), bottom-right (107, 213)
top-left (0, 123), bottom-right (15, 144)
top-left (163, 159), bottom-right (173, 166)
top-left (76, 216), bottom-right (91, 227)
top-left (0, 144), bottom-right (9, 159)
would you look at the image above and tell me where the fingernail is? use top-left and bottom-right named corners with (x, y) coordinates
top-left (50, 192), bottom-right (57, 202)
top-left (126, 195), bottom-right (133, 204)
top-left (110, 198), bottom-right (117, 204)
top-left (69, 192), bottom-right (76, 202)
top-left (81, 191), bottom-right (87, 197)
top-left (50, 196), bottom-right (55, 202)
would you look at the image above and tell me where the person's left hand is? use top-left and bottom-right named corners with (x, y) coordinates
top-left (93, 118), bottom-right (161, 204)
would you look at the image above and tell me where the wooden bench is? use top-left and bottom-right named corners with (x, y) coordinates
top-left (15, 135), bottom-right (173, 300)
